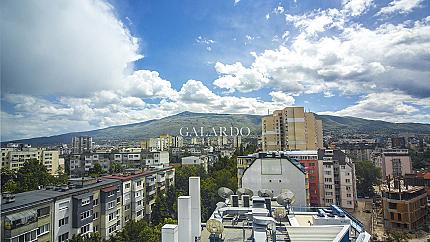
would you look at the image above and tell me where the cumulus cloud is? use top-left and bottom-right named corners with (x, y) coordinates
top-left (320, 92), bottom-right (430, 123)
top-left (1, 0), bottom-right (142, 96)
top-left (213, 18), bottom-right (430, 98)
top-left (342, 0), bottom-right (373, 16)
top-left (377, 0), bottom-right (424, 15)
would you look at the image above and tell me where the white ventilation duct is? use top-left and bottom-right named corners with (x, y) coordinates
top-left (162, 224), bottom-right (178, 242)
top-left (178, 196), bottom-right (192, 242)
top-left (189, 177), bottom-right (201, 240)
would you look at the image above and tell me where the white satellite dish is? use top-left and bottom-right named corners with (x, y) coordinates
top-left (276, 190), bottom-right (296, 206)
top-left (206, 218), bottom-right (224, 235)
top-left (218, 187), bottom-right (234, 199)
top-left (258, 189), bottom-right (273, 198)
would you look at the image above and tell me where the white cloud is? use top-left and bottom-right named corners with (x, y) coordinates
top-left (273, 6), bottom-right (285, 15)
top-left (269, 91), bottom-right (295, 105)
top-left (234, 0), bottom-right (241, 5)
top-left (342, 0), bottom-right (373, 16)
top-left (1, 0), bottom-right (142, 96)
top-left (320, 92), bottom-right (430, 123)
top-left (377, 0), bottom-right (424, 15)
top-left (213, 18), bottom-right (430, 98)
top-left (121, 70), bottom-right (177, 99)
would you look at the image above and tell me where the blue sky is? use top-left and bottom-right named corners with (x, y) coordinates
top-left (1, 0), bottom-right (429, 140)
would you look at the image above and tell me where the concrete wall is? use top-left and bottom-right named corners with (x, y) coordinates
top-left (241, 157), bottom-right (307, 206)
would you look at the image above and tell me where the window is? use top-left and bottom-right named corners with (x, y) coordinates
top-left (325, 185), bottom-right (333, 189)
top-left (93, 212), bottom-right (99, 220)
top-left (398, 213), bottom-right (402, 221)
top-left (82, 198), bottom-right (90, 206)
top-left (324, 171), bottom-right (331, 175)
top-left (80, 210), bottom-right (92, 220)
top-left (80, 224), bottom-right (90, 235)
top-left (59, 232), bottom-right (69, 242)
top-left (137, 200), bottom-right (142, 206)
top-left (346, 186), bottom-right (351, 191)
top-left (390, 212), bottom-right (394, 220)
top-left (108, 224), bottom-right (117, 234)
top-left (108, 191), bottom-right (115, 197)
top-left (389, 202), bottom-right (397, 209)
top-left (93, 198), bottom-right (99, 206)
top-left (109, 212), bottom-right (116, 221)
top-left (324, 178), bottom-right (332, 182)
top-left (347, 193), bottom-right (352, 198)
top-left (94, 225), bottom-right (98, 232)
top-left (37, 207), bottom-right (50, 217)
top-left (341, 165), bottom-right (346, 169)
top-left (37, 223), bottom-right (49, 236)
top-left (125, 183), bottom-right (130, 189)
top-left (137, 181), bottom-right (142, 186)
top-left (137, 210), bottom-right (142, 217)
top-left (108, 201), bottom-right (115, 209)
top-left (59, 201), bottom-right (69, 211)
top-left (346, 179), bottom-right (351, 183)
top-left (135, 192), bottom-right (140, 198)
top-left (125, 204), bottom-right (131, 210)
top-left (59, 217), bottom-right (69, 227)
top-left (117, 197), bottom-right (121, 204)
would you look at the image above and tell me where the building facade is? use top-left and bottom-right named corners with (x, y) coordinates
top-left (317, 149), bottom-right (357, 210)
top-left (1, 167), bottom-right (175, 242)
top-left (286, 150), bottom-right (320, 206)
top-left (237, 152), bottom-right (308, 206)
top-left (262, 107), bottom-right (323, 151)
top-left (382, 179), bottom-right (427, 231)
top-left (1, 147), bottom-right (60, 175)
top-left (381, 149), bottom-right (412, 178)
top-left (71, 136), bottom-right (93, 154)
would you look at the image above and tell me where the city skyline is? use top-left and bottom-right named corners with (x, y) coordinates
top-left (2, 0), bottom-right (430, 141)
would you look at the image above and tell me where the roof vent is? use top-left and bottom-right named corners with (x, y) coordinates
top-left (2, 192), bottom-right (15, 203)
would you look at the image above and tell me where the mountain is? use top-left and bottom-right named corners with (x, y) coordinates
top-left (4, 111), bottom-right (430, 145)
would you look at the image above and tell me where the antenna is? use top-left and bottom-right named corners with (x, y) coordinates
top-left (258, 189), bottom-right (273, 198)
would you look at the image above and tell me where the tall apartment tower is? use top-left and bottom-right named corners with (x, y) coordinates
top-left (72, 136), bottom-right (93, 154)
top-left (262, 107), bottom-right (323, 151)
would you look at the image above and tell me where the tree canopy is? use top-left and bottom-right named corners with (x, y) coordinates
top-left (355, 160), bottom-right (382, 197)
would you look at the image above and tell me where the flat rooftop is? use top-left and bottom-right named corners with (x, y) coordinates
top-left (1, 178), bottom-right (118, 214)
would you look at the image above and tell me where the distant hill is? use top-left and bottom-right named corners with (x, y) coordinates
top-left (4, 111), bottom-right (430, 145)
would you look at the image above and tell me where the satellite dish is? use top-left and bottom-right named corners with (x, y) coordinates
top-left (216, 202), bottom-right (227, 209)
top-left (276, 190), bottom-right (296, 206)
top-left (218, 187), bottom-right (234, 199)
top-left (273, 207), bottom-right (287, 219)
top-left (206, 219), bottom-right (224, 235)
top-left (258, 189), bottom-right (273, 198)
top-left (237, 188), bottom-right (253, 198)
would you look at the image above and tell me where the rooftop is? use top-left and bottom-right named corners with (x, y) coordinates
top-left (1, 178), bottom-right (118, 214)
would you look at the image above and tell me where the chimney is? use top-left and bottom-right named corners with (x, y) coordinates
top-left (162, 224), bottom-right (178, 242)
top-left (189, 177), bottom-right (201, 240)
top-left (242, 195), bottom-right (250, 207)
top-left (178, 196), bottom-right (192, 242)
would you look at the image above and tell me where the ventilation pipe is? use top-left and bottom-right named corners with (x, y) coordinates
top-left (162, 224), bottom-right (178, 242)
top-left (178, 196), bottom-right (192, 242)
top-left (189, 177), bottom-right (201, 240)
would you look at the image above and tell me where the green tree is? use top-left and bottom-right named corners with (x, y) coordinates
top-left (16, 159), bottom-right (54, 192)
top-left (109, 162), bottom-right (124, 174)
top-left (89, 163), bottom-right (104, 177)
top-left (355, 160), bottom-right (382, 197)
top-left (3, 180), bottom-right (18, 193)
top-left (54, 166), bottom-right (69, 185)
top-left (151, 194), bottom-right (169, 225)
top-left (1, 167), bottom-right (17, 192)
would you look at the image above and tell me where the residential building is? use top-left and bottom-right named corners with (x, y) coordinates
top-left (382, 178), bottom-right (427, 231)
top-left (237, 152), bottom-right (308, 206)
top-left (1, 166), bottom-right (175, 242)
top-left (381, 149), bottom-right (412, 178)
top-left (1, 177), bottom-right (121, 242)
top-left (1, 147), bottom-right (60, 175)
top-left (181, 156), bottom-right (208, 172)
top-left (317, 149), bottom-right (356, 210)
top-left (262, 107), bottom-right (323, 151)
top-left (286, 150), bottom-right (320, 206)
top-left (71, 136), bottom-right (93, 154)
top-left (405, 171), bottom-right (430, 195)
top-left (103, 166), bottom-right (175, 220)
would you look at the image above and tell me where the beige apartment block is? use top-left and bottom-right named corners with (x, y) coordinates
top-left (262, 107), bottom-right (323, 151)
top-left (1, 148), bottom-right (60, 176)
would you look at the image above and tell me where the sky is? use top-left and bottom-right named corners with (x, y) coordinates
top-left (1, 0), bottom-right (430, 141)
